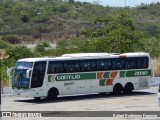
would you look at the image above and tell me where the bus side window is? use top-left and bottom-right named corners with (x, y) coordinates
top-left (112, 60), bottom-right (117, 70)
top-left (131, 59), bottom-right (137, 69)
top-left (106, 60), bottom-right (112, 70)
top-left (86, 62), bottom-right (91, 71)
top-left (67, 65), bottom-right (74, 72)
top-left (48, 62), bottom-right (55, 74)
top-left (126, 60), bottom-right (131, 69)
top-left (84, 62), bottom-right (89, 71)
top-left (137, 58), bottom-right (144, 69)
top-left (97, 60), bottom-right (104, 71)
top-left (58, 63), bottom-right (64, 73)
top-left (48, 62), bottom-right (64, 74)
top-left (75, 62), bottom-right (81, 72)
top-left (91, 60), bottom-right (97, 71)
top-left (80, 61), bottom-right (88, 72)
top-left (117, 59), bottom-right (124, 70)
top-left (50, 65), bottom-right (55, 74)
top-left (81, 61), bottom-right (86, 72)
top-left (81, 62), bottom-right (85, 72)
top-left (64, 61), bottom-right (75, 73)
top-left (143, 57), bottom-right (148, 68)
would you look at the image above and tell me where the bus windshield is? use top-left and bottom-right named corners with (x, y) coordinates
top-left (12, 62), bottom-right (33, 90)
top-left (16, 62), bottom-right (33, 69)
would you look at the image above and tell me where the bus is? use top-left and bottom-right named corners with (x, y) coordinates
top-left (7, 52), bottom-right (152, 100)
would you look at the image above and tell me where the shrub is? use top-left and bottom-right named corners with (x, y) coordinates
top-left (34, 42), bottom-right (51, 56)
top-left (42, 42), bottom-right (51, 47)
top-left (5, 34), bottom-right (21, 44)
top-left (6, 46), bottom-right (34, 61)
top-left (0, 39), bottom-right (11, 49)
top-left (35, 43), bottom-right (45, 53)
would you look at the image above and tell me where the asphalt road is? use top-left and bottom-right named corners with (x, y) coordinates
top-left (1, 86), bottom-right (160, 120)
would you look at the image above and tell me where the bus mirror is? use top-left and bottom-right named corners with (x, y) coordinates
top-left (26, 69), bottom-right (32, 78)
top-left (7, 67), bottom-right (15, 77)
top-left (7, 67), bottom-right (10, 77)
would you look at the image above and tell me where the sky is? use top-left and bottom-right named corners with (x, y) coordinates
top-left (74, 0), bottom-right (160, 7)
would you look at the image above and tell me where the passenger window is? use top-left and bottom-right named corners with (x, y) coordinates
top-left (66, 63), bottom-right (75, 72)
top-left (106, 60), bottom-right (112, 70)
top-left (75, 62), bottom-right (81, 72)
top-left (47, 56), bottom-right (149, 74)
top-left (97, 60), bottom-right (103, 71)
top-left (125, 58), bottom-right (135, 69)
top-left (90, 60), bottom-right (97, 71)
top-left (117, 59), bottom-right (124, 70)
top-left (48, 62), bottom-right (63, 74)
top-left (142, 58), bottom-right (148, 68)
top-left (80, 61), bottom-right (90, 72)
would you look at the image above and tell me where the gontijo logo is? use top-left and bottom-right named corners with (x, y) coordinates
top-left (56, 74), bottom-right (80, 81)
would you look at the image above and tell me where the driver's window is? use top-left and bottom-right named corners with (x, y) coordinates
top-left (31, 61), bottom-right (46, 88)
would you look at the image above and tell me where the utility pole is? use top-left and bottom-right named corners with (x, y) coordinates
top-left (124, 0), bottom-right (126, 7)
top-left (37, 12), bottom-right (41, 42)
top-left (56, 22), bottom-right (58, 48)
top-left (3, 25), bottom-right (5, 41)
top-left (76, 22), bottom-right (79, 37)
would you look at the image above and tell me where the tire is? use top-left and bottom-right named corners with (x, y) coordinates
top-left (113, 84), bottom-right (123, 95)
top-left (123, 83), bottom-right (134, 94)
top-left (98, 92), bottom-right (106, 95)
top-left (34, 97), bottom-right (41, 100)
top-left (47, 88), bottom-right (58, 100)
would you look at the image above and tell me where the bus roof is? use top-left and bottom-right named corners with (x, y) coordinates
top-left (17, 52), bottom-right (150, 62)
top-left (62, 52), bottom-right (149, 57)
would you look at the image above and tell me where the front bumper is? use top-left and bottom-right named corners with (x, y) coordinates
top-left (12, 88), bottom-right (46, 98)
top-left (13, 90), bottom-right (31, 97)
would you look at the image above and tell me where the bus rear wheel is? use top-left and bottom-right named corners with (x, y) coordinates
top-left (47, 88), bottom-right (58, 100)
top-left (113, 84), bottom-right (123, 95)
top-left (98, 92), bottom-right (107, 95)
top-left (123, 83), bottom-right (134, 94)
top-left (34, 97), bottom-right (41, 100)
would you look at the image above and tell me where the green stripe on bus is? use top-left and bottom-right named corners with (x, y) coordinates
top-left (48, 73), bottom-right (96, 81)
top-left (48, 69), bottom-right (151, 82)
top-left (48, 75), bottom-right (52, 82)
top-left (120, 69), bottom-right (151, 77)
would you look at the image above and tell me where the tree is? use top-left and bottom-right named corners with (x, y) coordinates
top-left (6, 46), bottom-right (34, 61)
top-left (104, 12), bottom-right (141, 53)
top-left (69, 0), bottom-right (75, 4)
top-left (5, 34), bottom-right (21, 44)
top-left (83, 12), bottom-right (143, 53)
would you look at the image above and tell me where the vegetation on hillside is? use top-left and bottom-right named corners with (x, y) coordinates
top-left (1, 0), bottom-right (160, 42)
top-left (1, 0), bottom-right (160, 86)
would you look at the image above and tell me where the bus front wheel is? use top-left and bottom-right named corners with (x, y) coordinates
top-left (47, 88), bottom-right (59, 100)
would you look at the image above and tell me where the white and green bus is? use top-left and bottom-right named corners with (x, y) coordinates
top-left (8, 52), bottom-right (152, 100)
